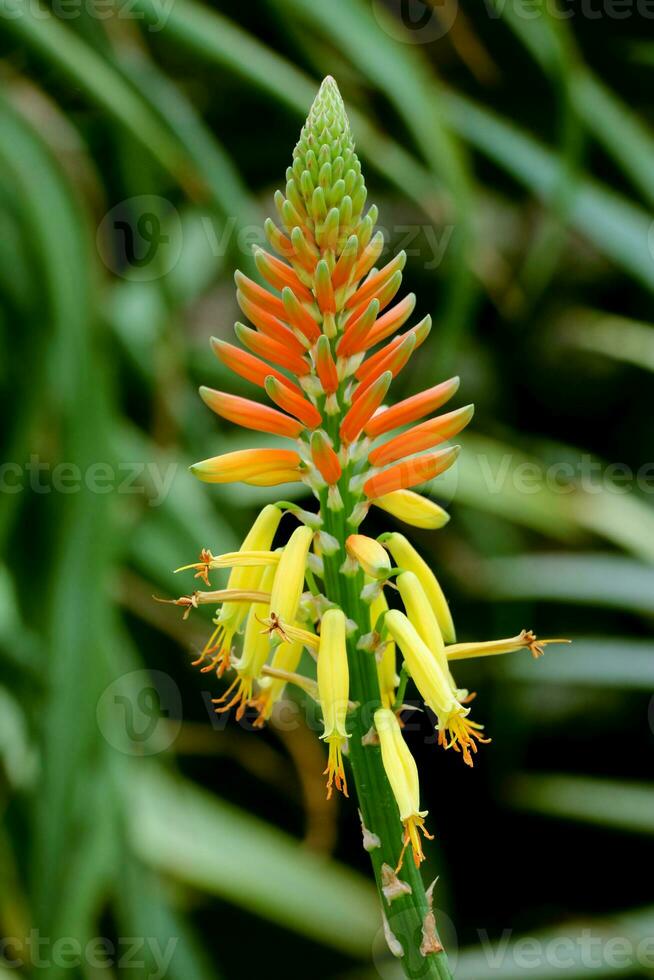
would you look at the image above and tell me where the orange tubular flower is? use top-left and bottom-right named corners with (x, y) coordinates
top-left (315, 260), bottom-right (336, 314)
top-left (236, 291), bottom-right (307, 354)
top-left (347, 270), bottom-right (402, 324)
top-left (363, 445), bottom-right (460, 498)
top-left (235, 323), bottom-right (310, 377)
top-left (350, 333), bottom-right (417, 405)
top-left (311, 431), bottom-right (342, 484)
top-left (211, 337), bottom-right (302, 395)
top-left (314, 336), bottom-right (339, 394)
top-left (199, 387), bottom-right (304, 439)
top-left (345, 252), bottom-right (406, 311)
top-left (264, 376), bottom-right (322, 428)
top-left (353, 230), bottom-right (384, 281)
top-left (336, 298), bottom-right (380, 358)
top-left (234, 270), bottom-right (287, 322)
top-left (254, 247), bottom-right (315, 304)
top-left (368, 404), bottom-right (475, 468)
top-left (355, 293), bottom-right (416, 353)
top-left (282, 287), bottom-right (322, 343)
top-left (365, 376), bottom-right (461, 438)
top-left (332, 234), bottom-right (358, 288)
top-left (264, 217), bottom-right (295, 261)
top-left (340, 371), bottom-right (392, 444)
top-left (355, 317), bottom-right (431, 389)
top-left (191, 448), bottom-right (302, 486)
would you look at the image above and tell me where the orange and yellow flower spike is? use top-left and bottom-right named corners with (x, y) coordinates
top-left (161, 78), bottom-right (568, 961)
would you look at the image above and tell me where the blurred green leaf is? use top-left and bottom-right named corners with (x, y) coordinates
top-left (128, 764), bottom-right (379, 956)
top-left (507, 775), bottom-right (654, 834)
top-left (463, 554), bottom-right (654, 615)
top-left (506, 637), bottom-right (654, 690)
top-left (558, 308), bottom-right (654, 374)
top-left (0, 0), bottom-right (187, 183)
top-left (443, 93), bottom-right (654, 290)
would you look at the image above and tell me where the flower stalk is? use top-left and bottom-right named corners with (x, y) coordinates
top-left (159, 77), bottom-right (567, 977)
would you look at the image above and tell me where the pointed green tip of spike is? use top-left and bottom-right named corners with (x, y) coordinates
top-left (305, 74), bottom-right (350, 140)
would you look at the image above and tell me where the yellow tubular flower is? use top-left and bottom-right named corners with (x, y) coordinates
top-left (447, 630), bottom-right (571, 661)
top-left (195, 504), bottom-right (282, 676)
top-left (175, 551), bottom-right (280, 577)
top-left (374, 708), bottom-right (433, 870)
top-left (251, 640), bottom-right (304, 728)
top-left (396, 571), bottom-right (456, 691)
top-left (318, 608), bottom-right (350, 798)
top-left (269, 525), bottom-right (313, 630)
top-left (345, 534), bottom-right (392, 579)
top-left (382, 532), bottom-right (456, 644)
top-left (385, 610), bottom-right (490, 767)
top-left (372, 490), bottom-right (450, 530)
top-left (213, 564), bottom-right (277, 720)
top-left (370, 588), bottom-right (398, 709)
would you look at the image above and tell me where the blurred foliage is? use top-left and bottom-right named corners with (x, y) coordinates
top-left (0, 0), bottom-right (652, 977)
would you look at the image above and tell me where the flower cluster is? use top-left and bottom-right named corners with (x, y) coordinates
top-left (163, 78), bottom-right (566, 870)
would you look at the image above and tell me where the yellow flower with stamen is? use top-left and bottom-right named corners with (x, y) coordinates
top-left (251, 639), bottom-right (304, 728)
top-left (346, 534), bottom-right (392, 579)
top-left (447, 630), bottom-right (570, 661)
top-left (269, 525), bottom-right (313, 629)
top-left (318, 608), bottom-right (350, 798)
top-left (175, 550), bottom-right (280, 577)
top-left (260, 618), bottom-right (319, 650)
top-left (370, 589), bottom-right (398, 709)
top-left (382, 532), bottom-right (456, 643)
top-left (396, 571), bottom-right (456, 692)
top-left (213, 564), bottom-right (277, 720)
top-left (195, 504), bottom-right (282, 676)
top-left (374, 708), bottom-right (433, 870)
top-left (385, 610), bottom-right (490, 767)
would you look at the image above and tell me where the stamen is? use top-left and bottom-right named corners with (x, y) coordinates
top-left (324, 737), bottom-right (349, 799)
top-left (439, 714), bottom-right (491, 767)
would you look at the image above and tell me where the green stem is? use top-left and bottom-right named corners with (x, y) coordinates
top-left (320, 504), bottom-right (452, 980)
